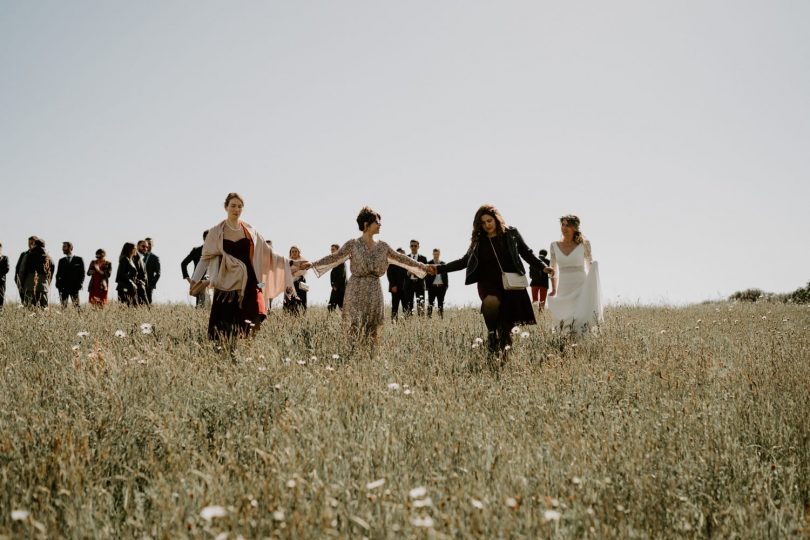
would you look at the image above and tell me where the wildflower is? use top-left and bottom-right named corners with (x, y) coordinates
top-left (283, 358), bottom-right (291, 364)
top-left (474, 337), bottom-right (483, 344)
top-left (511, 326), bottom-right (520, 335)
top-left (696, 319), bottom-right (702, 323)
top-left (77, 331), bottom-right (89, 338)
top-left (325, 366), bottom-right (335, 371)
top-left (72, 345), bottom-right (80, 352)
top-left (257, 367), bottom-right (267, 372)
top-left (471, 344), bottom-right (480, 349)
top-left (586, 507), bottom-right (595, 516)
top-left (251, 499), bottom-right (258, 508)
top-left (387, 383), bottom-right (401, 391)
top-left (140, 323), bottom-right (153, 334)
top-left (413, 497), bottom-right (433, 508)
top-left (659, 330), bottom-right (667, 334)
top-left (409, 486), bottom-right (427, 499)
top-left (286, 479), bottom-right (296, 488)
top-left (332, 354), bottom-right (340, 360)
top-left (470, 498), bottom-right (484, 509)
top-left (543, 509), bottom-right (561, 522)
top-left (410, 515), bottom-right (434, 528)
top-left (571, 476), bottom-right (582, 485)
top-left (200, 505), bottom-right (227, 521)
top-left (404, 388), bottom-right (413, 396)
top-left (273, 384), bottom-right (282, 390)
top-left (520, 331), bottom-right (530, 339)
top-left (297, 359), bottom-right (306, 365)
top-left (505, 497), bottom-right (519, 509)
top-left (11, 510), bottom-right (29, 521)
top-left (272, 510), bottom-right (285, 521)
top-left (138, 359), bottom-right (147, 365)
top-left (366, 479), bottom-right (385, 490)
top-left (114, 330), bottom-right (126, 338)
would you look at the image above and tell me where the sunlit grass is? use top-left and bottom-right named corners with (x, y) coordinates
top-left (1, 301), bottom-right (808, 537)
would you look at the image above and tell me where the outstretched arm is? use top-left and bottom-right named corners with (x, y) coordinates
top-left (308, 240), bottom-right (354, 278)
top-left (438, 250), bottom-right (471, 274)
top-left (515, 230), bottom-right (548, 270)
top-left (387, 246), bottom-right (429, 278)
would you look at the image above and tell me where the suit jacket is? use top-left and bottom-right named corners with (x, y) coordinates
top-left (0, 255), bottom-right (8, 285)
top-left (116, 258), bottom-right (138, 292)
top-left (15, 250), bottom-right (29, 290)
top-left (143, 252), bottom-right (161, 289)
top-left (529, 256), bottom-right (550, 287)
top-left (386, 264), bottom-right (407, 294)
top-left (425, 260), bottom-right (448, 288)
top-left (330, 262), bottom-right (347, 291)
top-left (56, 255), bottom-right (86, 293)
top-left (181, 246), bottom-right (203, 279)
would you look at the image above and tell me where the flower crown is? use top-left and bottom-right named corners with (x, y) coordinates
top-left (560, 215), bottom-right (581, 229)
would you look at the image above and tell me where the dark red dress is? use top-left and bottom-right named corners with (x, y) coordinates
top-left (208, 238), bottom-right (263, 340)
top-left (476, 235), bottom-right (536, 328)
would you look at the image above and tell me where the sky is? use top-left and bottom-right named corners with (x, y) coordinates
top-left (1, 1), bottom-right (808, 308)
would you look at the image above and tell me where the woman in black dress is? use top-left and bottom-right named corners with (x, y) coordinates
top-left (115, 243), bottom-right (138, 306)
top-left (436, 205), bottom-right (552, 353)
top-left (190, 193), bottom-right (297, 346)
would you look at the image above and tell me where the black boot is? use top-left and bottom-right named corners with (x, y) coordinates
top-left (487, 331), bottom-right (499, 354)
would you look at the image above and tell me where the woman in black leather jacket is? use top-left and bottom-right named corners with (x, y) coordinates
top-left (436, 205), bottom-right (552, 353)
top-left (115, 242), bottom-right (138, 306)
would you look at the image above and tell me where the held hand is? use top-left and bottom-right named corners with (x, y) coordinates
top-left (544, 267), bottom-right (555, 276)
top-left (297, 261), bottom-right (312, 271)
top-left (391, 286), bottom-right (398, 294)
top-left (188, 280), bottom-right (198, 295)
top-left (425, 265), bottom-right (437, 275)
top-left (549, 289), bottom-right (556, 297)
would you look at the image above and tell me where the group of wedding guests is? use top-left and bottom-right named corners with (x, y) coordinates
top-left (187, 193), bottom-right (602, 354)
top-left (0, 237), bottom-right (161, 309)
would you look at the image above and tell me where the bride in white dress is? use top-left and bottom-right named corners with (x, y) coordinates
top-left (547, 215), bottom-right (603, 335)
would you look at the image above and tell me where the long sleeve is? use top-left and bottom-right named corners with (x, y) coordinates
top-left (439, 251), bottom-right (471, 274)
top-left (386, 246), bottom-right (427, 278)
top-left (514, 229), bottom-right (547, 270)
top-left (0, 256), bottom-right (8, 278)
top-left (180, 249), bottom-right (195, 279)
top-left (549, 243), bottom-right (558, 271)
top-left (311, 240), bottom-right (354, 278)
top-left (191, 258), bottom-right (211, 282)
top-left (583, 240), bottom-right (592, 271)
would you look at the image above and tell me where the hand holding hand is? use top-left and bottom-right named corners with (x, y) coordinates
top-left (297, 261), bottom-right (312, 271)
top-left (544, 267), bottom-right (555, 276)
top-left (425, 265), bottom-right (437, 275)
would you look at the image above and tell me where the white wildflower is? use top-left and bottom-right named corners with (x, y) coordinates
top-left (272, 510), bottom-right (285, 521)
top-left (71, 345), bottom-right (80, 352)
top-left (140, 323), bottom-right (153, 334)
top-left (257, 367), bottom-right (267, 372)
top-left (470, 498), bottom-right (484, 509)
top-left (413, 497), bottom-right (433, 508)
top-left (297, 359), bottom-right (306, 366)
top-left (114, 330), bottom-right (126, 338)
top-left (520, 331), bottom-right (530, 339)
top-left (332, 354), bottom-right (340, 360)
top-left (474, 337), bottom-right (483, 344)
top-left (200, 505), bottom-right (227, 521)
top-left (387, 383), bottom-right (401, 391)
top-left (408, 486), bottom-right (427, 499)
top-left (571, 476), bottom-right (582, 485)
top-left (543, 509), bottom-right (561, 522)
top-left (404, 388), bottom-right (413, 396)
top-left (251, 499), bottom-right (258, 508)
top-left (511, 326), bottom-right (520, 335)
top-left (366, 478), bottom-right (386, 490)
top-left (11, 510), bottom-right (30, 521)
top-left (410, 515), bottom-right (434, 528)
top-left (505, 497), bottom-right (519, 509)
top-left (286, 479), bottom-right (296, 488)
top-left (325, 366), bottom-right (335, 371)
top-left (77, 331), bottom-right (89, 338)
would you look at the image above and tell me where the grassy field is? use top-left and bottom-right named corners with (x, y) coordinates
top-left (0, 301), bottom-right (808, 538)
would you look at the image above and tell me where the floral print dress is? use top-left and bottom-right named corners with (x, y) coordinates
top-left (312, 238), bottom-right (428, 332)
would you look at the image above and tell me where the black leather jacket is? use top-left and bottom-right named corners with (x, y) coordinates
top-left (438, 227), bottom-right (547, 285)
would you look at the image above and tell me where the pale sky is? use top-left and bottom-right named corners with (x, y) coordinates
top-left (1, 1), bottom-right (808, 307)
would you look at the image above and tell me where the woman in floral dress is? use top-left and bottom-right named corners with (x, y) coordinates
top-left (305, 207), bottom-right (435, 343)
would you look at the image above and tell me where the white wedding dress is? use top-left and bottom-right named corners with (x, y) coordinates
top-left (547, 240), bottom-right (603, 335)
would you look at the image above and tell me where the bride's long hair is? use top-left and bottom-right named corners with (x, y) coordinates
top-left (560, 215), bottom-right (585, 245)
top-left (470, 205), bottom-right (508, 249)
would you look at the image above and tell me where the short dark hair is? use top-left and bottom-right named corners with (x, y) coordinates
top-left (538, 249), bottom-right (548, 256)
top-left (96, 248), bottom-right (106, 258)
top-left (63, 241), bottom-right (73, 250)
top-left (410, 240), bottom-right (419, 246)
top-left (356, 206), bottom-right (381, 232)
top-left (34, 238), bottom-right (45, 248)
top-left (331, 243), bottom-right (340, 250)
top-left (396, 247), bottom-right (405, 253)
top-left (433, 248), bottom-right (440, 253)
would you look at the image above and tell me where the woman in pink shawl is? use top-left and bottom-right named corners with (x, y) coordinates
top-left (190, 193), bottom-right (297, 346)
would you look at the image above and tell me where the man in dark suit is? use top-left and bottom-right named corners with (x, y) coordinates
top-left (134, 240), bottom-right (150, 306)
top-left (529, 248), bottom-right (551, 311)
top-left (386, 247), bottom-right (407, 321)
top-left (402, 239), bottom-right (428, 316)
top-left (0, 242), bottom-right (8, 309)
top-left (55, 241), bottom-right (85, 307)
top-left (15, 236), bottom-right (37, 305)
top-left (425, 248), bottom-right (448, 319)
top-left (143, 237), bottom-right (161, 304)
top-left (327, 243), bottom-right (347, 311)
top-left (182, 231), bottom-right (208, 307)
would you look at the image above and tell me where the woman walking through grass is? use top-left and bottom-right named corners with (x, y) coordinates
top-left (87, 248), bottom-right (112, 306)
top-left (547, 214), bottom-right (602, 335)
top-left (302, 206), bottom-right (434, 344)
top-left (435, 204), bottom-right (552, 354)
top-left (115, 243), bottom-right (138, 306)
top-left (189, 192), bottom-right (296, 346)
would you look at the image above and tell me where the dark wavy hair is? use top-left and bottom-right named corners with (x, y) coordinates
top-left (224, 192), bottom-right (244, 207)
top-left (356, 206), bottom-right (381, 232)
top-left (560, 214), bottom-right (584, 245)
top-left (119, 242), bottom-right (135, 262)
top-left (470, 204), bottom-right (508, 248)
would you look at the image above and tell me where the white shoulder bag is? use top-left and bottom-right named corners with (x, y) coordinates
top-left (489, 237), bottom-right (528, 290)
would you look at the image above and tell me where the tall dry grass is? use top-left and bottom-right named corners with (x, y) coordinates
top-left (0, 301), bottom-right (808, 538)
